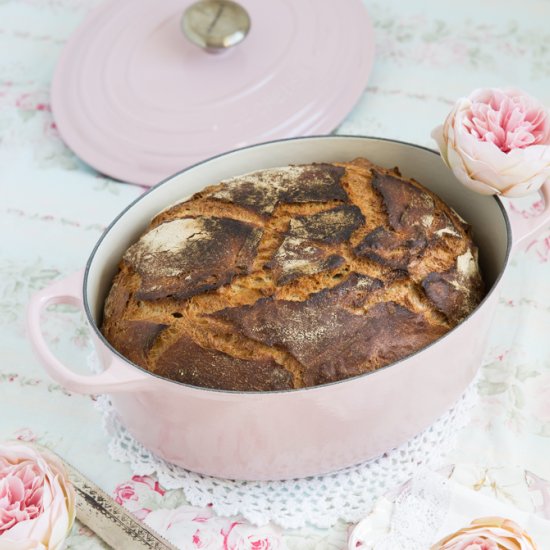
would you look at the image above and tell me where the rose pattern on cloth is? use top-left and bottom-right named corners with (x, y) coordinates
top-left (113, 475), bottom-right (166, 521)
top-left (13, 429), bottom-right (37, 444)
top-left (525, 235), bottom-right (550, 263)
top-left (113, 477), bottom-right (286, 550)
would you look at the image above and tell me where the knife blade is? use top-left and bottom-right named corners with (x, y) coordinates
top-left (41, 447), bottom-right (179, 550)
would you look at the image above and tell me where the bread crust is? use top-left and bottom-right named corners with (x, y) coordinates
top-left (101, 159), bottom-right (484, 391)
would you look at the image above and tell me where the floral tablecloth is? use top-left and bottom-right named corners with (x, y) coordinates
top-left (1, 0), bottom-right (550, 548)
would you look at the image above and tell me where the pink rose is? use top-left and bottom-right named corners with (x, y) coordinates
top-left (114, 483), bottom-right (138, 505)
top-left (526, 234), bottom-right (550, 263)
top-left (0, 443), bottom-right (75, 549)
top-left (113, 475), bottom-right (165, 520)
top-left (222, 522), bottom-right (283, 550)
top-left (145, 507), bottom-right (284, 550)
top-left (432, 88), bottom-right (550, 197)
top-left (15, 91), bottom-right (51, 113)
top-left (431, 517), bottom-right (537, 549)
top-left (145, 506), bottom-right (223, 548)
top-left (131, 475), bottom-right (166, 496)
top-left (191, 527), bottom-right (221, 548)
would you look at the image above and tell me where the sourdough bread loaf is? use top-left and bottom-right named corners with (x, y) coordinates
top-left (101, 158), bottom-right (484, 391)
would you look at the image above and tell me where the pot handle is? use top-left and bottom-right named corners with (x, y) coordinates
top-left (26, 270), bottom-right (152, 394)
top-left (506, 181), bottom-right (550, 249)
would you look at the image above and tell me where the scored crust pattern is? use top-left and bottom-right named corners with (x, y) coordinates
top-left (101, 159), bottom-right (484, 391)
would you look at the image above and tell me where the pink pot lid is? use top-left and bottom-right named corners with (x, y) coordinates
top-left (51, 0), bottom-right (375, 186)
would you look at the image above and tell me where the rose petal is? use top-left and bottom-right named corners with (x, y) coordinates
top-left (431, 124), bottom-right (450, 165)
top-left (0, 444), bottom-right (75, 550)
top-left (432, 516), bottom-right (537, 550)
top-left (445, 144), bottom-right (500, 194)
top-left (432, 87), bottom-right (550, 197)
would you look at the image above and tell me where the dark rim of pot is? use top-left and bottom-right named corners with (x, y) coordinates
top-left (83, 135), bottom-right (512, 395)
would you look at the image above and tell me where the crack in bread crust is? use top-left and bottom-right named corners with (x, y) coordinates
top-left (101, 160), bottom-right (485, 391)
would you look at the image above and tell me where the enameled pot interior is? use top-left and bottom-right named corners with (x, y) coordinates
top-left (85, 136), bottom-right (510, 361)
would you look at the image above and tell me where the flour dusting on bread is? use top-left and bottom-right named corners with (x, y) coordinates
top-left (102, 159), bottom-right (485, 391)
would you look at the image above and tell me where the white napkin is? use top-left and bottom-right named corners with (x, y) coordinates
top-left (349, 470), bottom-right (550, 549)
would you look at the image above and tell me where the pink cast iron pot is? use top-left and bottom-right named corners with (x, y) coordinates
top-left (27, 137), bottom-right (550, 481)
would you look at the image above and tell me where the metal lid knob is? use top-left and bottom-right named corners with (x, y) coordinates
top-left (181, 0), bottom-right (251, 53)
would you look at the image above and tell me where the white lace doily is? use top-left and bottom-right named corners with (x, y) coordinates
top-left (91, 351), bottom-right (478, 529)
top-left (349, 468), bottom-right (452, 549)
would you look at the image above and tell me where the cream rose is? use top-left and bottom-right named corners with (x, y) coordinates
top-left (431, 516), bottom-right (538, 550)
top-left (0, 444), bottom-right (75, 550)
top-left (432, 88), bottom-right (550, 197)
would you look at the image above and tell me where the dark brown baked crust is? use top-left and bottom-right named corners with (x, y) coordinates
top-left (101, 159), bottom-right (484, 391)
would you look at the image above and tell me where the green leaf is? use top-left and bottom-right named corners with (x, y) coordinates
top-left (161, 489), bottom-right (189, 509)
top-left (18, 110), bottom-right (35, 122)
top-left (483, 362), bottom-right (512, 381)
top-left (516, 364), bottom-right (540, 382)
top-left (477, 380), bottom-right (508, 396)
top-left (511, 385), bottom-right (525, 409)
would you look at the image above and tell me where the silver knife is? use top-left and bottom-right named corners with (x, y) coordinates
top-left (42, 447), bottom-right (179, 550)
